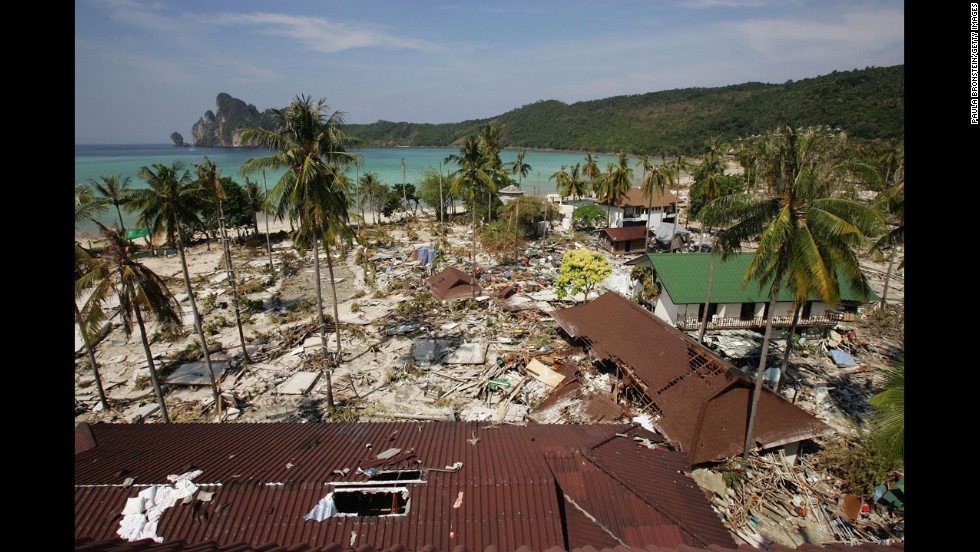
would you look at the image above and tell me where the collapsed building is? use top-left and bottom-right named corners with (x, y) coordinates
top-left (551, 292), bottom-right (833, 465)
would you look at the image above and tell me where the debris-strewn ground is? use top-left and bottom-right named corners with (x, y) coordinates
top-left (75, 204), bottom-right (904, 547)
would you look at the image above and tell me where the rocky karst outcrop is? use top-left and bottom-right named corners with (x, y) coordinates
top-left (191, 93), bottom-right (277, 147)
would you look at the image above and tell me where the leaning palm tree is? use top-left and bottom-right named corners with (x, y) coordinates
top-left (550, 165), bottom-right (574, 199)
top-left (243, 176), bottom-right (266, 237)
top-left (705, 126), bottom-right (883, 462)
top-left (240, 95), bottom-right (362, 410)
top-left (358, 172), bottom-right (385, 225)
top-left (869, 360), bottom-right (904, 463)
top-left (86, 174), bottom-right (135, 233)
top-left (130, 161), bottom-right (223, 417)
top-left (195, 157), bottom-right (251, 364)
top-left (77, 223), bottom-right (182, 423)
top-left (74, 191), bottom-right (111, 412)
top-left (664, 154), bottom-right (690, 251)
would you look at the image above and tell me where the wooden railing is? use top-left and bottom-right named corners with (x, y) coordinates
top-left (675, 312), bottom-right (844, 331)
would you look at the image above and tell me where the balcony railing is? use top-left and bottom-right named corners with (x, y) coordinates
top-left (675, 312), bottom-right (844, 331)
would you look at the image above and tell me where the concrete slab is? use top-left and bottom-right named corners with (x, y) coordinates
top-left (444, 340), bottom-right (489, 365)
top-left (128, 403), bottom-right (160, 423)
top-left (209, 272), bottom-right (230, 285)
top-left (163, 360), bottom-right (230, 386)
top-left (279, 371), bottom-right (321, 395)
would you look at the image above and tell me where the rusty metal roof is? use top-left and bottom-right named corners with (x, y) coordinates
top-left (551, 292), bottom-right (832, 464)
top-left (75, 422), bottom-right (733, 550)
top-left (75, 537), bottom-right (905, 551)
top-left (426, 266), bottom-right (482, 300)
top-left (601, 226), bottom-right (648, 242)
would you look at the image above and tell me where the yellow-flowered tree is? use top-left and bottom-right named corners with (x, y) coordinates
top-left (554, 248), bottom-right (611, 303)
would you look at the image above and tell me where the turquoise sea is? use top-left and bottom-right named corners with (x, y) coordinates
top-left (75, 144), bottom-right (641, 233)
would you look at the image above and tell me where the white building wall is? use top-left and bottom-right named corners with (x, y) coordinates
top-left (654, 284), bottom-right (679, 325)
top-left (599, 204), bottom-right (625, 227)
top-left (717, 303), bottom-right (742, 318)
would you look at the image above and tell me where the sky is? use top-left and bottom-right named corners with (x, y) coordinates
top-left (75, 0), bottom-right (904, 144)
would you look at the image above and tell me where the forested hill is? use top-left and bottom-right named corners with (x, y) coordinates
top-left (341, 65), bottom-right (903, 154)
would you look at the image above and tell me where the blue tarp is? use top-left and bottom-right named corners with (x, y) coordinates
top-left (830, 349), bottom-right (857, 366)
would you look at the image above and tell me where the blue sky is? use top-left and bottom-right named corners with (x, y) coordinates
top-left (75, 0), bottom-right (904, 144)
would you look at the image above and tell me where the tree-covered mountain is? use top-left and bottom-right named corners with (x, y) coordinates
top-left (193, 65), bottom-right (903, 153)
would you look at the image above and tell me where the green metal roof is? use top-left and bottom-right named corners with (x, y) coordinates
top-left (639, 252), bottom-right (877, 305)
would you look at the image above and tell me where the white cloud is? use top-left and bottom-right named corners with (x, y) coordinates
top-left (677, 0), bottom-right (773, 8)
top-left (728, 9), bottom-right (904, 60)
top-left (88, 0), bottom-right (186, 33)
top-left (211, 12), bottom-right (442, 54)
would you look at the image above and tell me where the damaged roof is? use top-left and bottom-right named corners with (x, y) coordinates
top-left (551, 292), bottom-right (833, 464)
top-left (425, 266), bottom-right (482, 301)
top-left (75, 422), bottom-right (734, 551)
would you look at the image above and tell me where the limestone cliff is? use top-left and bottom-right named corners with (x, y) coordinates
top-left (191, 93), bottom-right (276, 147)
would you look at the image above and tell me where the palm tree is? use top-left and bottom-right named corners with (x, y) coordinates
top-left (582, 153), bottom-right (601, 197)
top-left (705, 126), bottom-right (883, 462)
top-left (86, 174), bottom-right (135, 233)
top-left (195, 157), bottom-right (251, 364)
top-left (243, 176), bottom-right (266, 237)
top-left (596, 153), bottom-right (633, 227)
top-left (77, 223), bottom-right (181, 423)
top-left (447, 134), bottom-right (497, 274)
top-left (690, 138), bottom-right (729, 342)
top-left (509, 149), bottom-right (531, 188)
top-left (550, 165), bottom-right (572, 199)
top-left (638, 156), bottom-right (670, 253)
top-left (664, 154), bottom-right (690, 251)
top-left (240, 95), bottom-right (361, 410)
top-left (869, 361), bottom-right (904, 463)
top-left (359, 172), bottom-right (385, 225)
top-left (74, 191), bottom-right (111, 412)
top-left (478, 124), bottom-right (507, 221)
top-left (131, 161), bottom-right (222, 417)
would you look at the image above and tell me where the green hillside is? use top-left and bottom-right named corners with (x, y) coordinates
top-left (342, 65), bottom-right (903, 155)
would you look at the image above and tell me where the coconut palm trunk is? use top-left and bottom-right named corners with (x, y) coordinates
top-left (263, 170), bottom-right (273, 270)
top-left (311, 230), bottom-right (335, 409)
top-left (173, 214), bottom-right (221, 419)
top-left (742, 271), bottom-right (783, 463)
top-left (775, 300), bottom-right (802, 393)
top-left (324, 239), bottom-right (343, 355)
top-left (217, 204), bottom-right (251, 363)
top-left (131, 292), bottom-right (170, 423)
top-left (697, 248), bottom-right (715, 343)
top-left (75, 300), bottom-right (109, 412)
top-left (880, 248), bottom-right (897, 309)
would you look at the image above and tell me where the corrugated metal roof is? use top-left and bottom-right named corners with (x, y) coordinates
top-left (75, 538), bottom-right (906, 552)
top-left (76, 422), bottom-right (732, 550)
top-left (635, 253), bottom-right (876, 305)
top-left (551, 292), bottom-right (832, 464)
top-left (601, 227), bottom-right (648, 242)
top-left (425, 267), bottom-right (482, 301)
top-left (598, 187), bottom-right (678, 209)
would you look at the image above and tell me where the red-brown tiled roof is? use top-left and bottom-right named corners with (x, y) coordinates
top-left (601, 226), bottom-right (648, 242)
top-left (75, 422), bottom-right (733, 550)
top-left (551, 292), bottom-right (832, 464)
top-left (426, 266), bottom-right (482, 300)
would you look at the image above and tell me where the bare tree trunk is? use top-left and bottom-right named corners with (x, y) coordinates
top-left (218, 202), bottom-right (251, 364)
top-left (263, 170), bottom-right (273, 271)
top-left (697, 248), bottom-right (715, 344)
top-left (75, 301), bottom-right (109, 412)
top-left (742, 272), bottom-right (783, 463)
top-left (775, 300), bottom-right (802, 393)
top-left (174, 217), bottom-right (221, 420)
top-left (324, 239), bottom-right (343, 356)
top-left (880, 247), bottom-right (897, 309)
top-left (439, 162), bottom-right (444, 225)
top-left (132, 295), bottom-right (170, 423)
top-left (311, 230), bottom-right (334, 410)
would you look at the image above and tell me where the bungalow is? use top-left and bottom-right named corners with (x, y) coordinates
top-left (600, 225), bottom-right (647, 255)
top-left (596, 187), bottom-right (678, 229)
top-left (551, 292), bottom-right (834, 465)
top-left (75, 421), bottom-right (735, 550)
top-left (426, 266), bottom-right (482, 301)
top-left (627, 252), bottom-right (877, 331)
